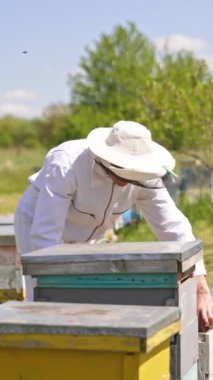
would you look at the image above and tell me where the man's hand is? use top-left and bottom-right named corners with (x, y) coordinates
top-left (196, 275), bottom-right (213, 332)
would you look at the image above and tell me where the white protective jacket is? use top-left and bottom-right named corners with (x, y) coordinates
top-left (16, 139), bottom-right (206, 275)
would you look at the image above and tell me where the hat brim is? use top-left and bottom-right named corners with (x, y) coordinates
top-left (87, 127), bottom-right (175, 180)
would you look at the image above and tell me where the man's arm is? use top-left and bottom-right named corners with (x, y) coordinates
top-left (196, 275), bottom-right (213, 331)
top-left (30, 152), bottom-right (76, 250)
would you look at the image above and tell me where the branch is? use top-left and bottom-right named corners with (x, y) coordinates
top-left (180, 150), bottom-right (213, 171)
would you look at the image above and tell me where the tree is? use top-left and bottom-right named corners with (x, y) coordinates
top-left (37, 103), bottom-right (73, 146)
top-left (69, 22), bottom-right (157, 124)
top-left (145, 51), bottom-right (213, 171)
top-left (0, 116), bottom-right (39, 148)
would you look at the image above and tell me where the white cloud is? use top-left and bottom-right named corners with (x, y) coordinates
top-left (0, 88), bottom-right (42, 118)
top-left (154, 34), bottom-right (213, 69)
top-left (155, 34), bottom-right (207, 53)
top-left (200, 52), bottom-right (213, 69)
top-left (0, 103), bottom-right (42, 118)
top-left (3, 89), bottom-right (38, 102)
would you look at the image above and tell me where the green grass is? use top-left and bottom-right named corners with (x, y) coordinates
top-left (193, 221), bottom-right (213, 287)
top-left (0, 147), bottom-right (46, 196)
top-left (0, 148), bottom-right (46, 214)
top-left (0, 193), bottom-right (21, 215)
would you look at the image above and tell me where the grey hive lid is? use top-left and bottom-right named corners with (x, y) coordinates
top-left (21, 241), bottom-right (203, 275)
top-left (0, 214), bottom-right (14, 225)
top-left (0, 301), bottom-right (180, 339)
top-left (22, 241), bottom-right (203, 263)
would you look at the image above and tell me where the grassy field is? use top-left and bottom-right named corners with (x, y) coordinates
top-left (0, 147), bottom-right (46, 213)
top-left (1, 148), bottom-right (213, 287)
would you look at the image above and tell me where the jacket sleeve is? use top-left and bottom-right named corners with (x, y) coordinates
top-left (135, 184), bottom-right (206, 275)
top-left (30, 151), bottom-right (76, 250)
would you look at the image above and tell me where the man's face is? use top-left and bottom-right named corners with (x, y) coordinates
top-left (96, 160), bottom-right (164, 190)
top-left (97, 161), bottom-right (129, 187)
top-left (106, 170), bottom-right (129, 187)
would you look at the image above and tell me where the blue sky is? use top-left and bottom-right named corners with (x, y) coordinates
top-left (1, 0), bottom-right (213, 118)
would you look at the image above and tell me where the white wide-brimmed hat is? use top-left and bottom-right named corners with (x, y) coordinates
top-left (87, 120), bottom-right (175, 180)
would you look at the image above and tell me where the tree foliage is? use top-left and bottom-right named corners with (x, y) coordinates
top-left (0, 116), bottom-right (40, 148)
top-left (145, 52), bottom-right (213, 169)
top-left (69, 22), bottom-right (157, 121)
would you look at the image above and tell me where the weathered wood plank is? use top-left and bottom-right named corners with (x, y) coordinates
top-left (23, 259), bottom-right (178, 275)
top-left (177, 276), bottom-right (197, 329)
top-left (0, 333), bottom-right (141, 352)
top-left (0, 266), bottom-right (22, 291)
top-left (0, 246), bottom-right (18, 265)
top-left (22, 241), bottom-right (203, 275)
top-left (198, 330), bottom-right (213, 380)
top-left (34, 286), bottom-right (176, 305)
top-left (176, 317), bottom-right (199, 379)
top-left (180, 251), bottom-right (203, 273)
top-left (0, 301), bottom-right (180, 341)
top-left (0, 225), bottom-right (15, 245)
